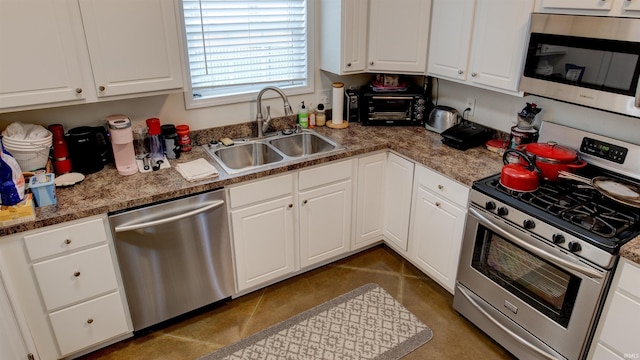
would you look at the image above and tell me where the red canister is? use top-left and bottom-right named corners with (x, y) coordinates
top-left (176, 124), bottom-right (191, 152)
top-left (48, 124), bottom-right (72, 175)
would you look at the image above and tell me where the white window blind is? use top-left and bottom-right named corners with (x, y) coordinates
top-left (182, 0), bottom-right (309, 102)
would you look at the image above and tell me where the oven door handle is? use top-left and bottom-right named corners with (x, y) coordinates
top-left (470, 207), bottom-right (604, 280)
top-left (456, 285), bottom-right (562, 360)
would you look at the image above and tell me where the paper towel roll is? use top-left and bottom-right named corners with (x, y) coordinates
top-left (331, 82), bottom-right (345, 125)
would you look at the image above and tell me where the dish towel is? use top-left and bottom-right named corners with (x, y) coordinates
top-left (175, 158), bottom-right (219, 182)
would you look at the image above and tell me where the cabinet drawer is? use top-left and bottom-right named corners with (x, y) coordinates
top-left (33, 245), bottom-right (118, 311)
top-left (299, 160), bottom-right (353, 190)
top-left (24, 218), bottom-right (107, 261)
top-left (618, 260), bottom-right (640, 299)
top-left (229, 173), bottom-right (294, 208)
top-left (49, 292), bottom-right (130, 356)
top-left (415, 165), bottom-right (469, 207)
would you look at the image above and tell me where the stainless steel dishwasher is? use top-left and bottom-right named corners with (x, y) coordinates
top-left (109, 188), bottom-right (235, 331)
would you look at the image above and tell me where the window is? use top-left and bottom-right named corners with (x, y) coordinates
top-left (182, 0), bottom-right (313, 108)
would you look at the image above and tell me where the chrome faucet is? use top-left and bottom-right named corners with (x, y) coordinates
top-left (256, 86), bottom-right (294, 138)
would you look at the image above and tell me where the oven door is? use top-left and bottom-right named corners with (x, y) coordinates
top-left (454, 206), bottom-right (609, 360)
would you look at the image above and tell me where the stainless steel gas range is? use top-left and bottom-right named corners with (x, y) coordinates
top-left (454, 122), bottom-right (640, 360)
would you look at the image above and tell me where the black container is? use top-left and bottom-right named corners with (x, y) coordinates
top-left (161, 124), bottom-right (180, 159)
top-left (65, 126), bottom-right (112, 174)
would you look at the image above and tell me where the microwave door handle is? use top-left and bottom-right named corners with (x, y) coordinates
top-left (635, 74), bottom-right (640, 108)
top-left (456, 285), bottom-right (561, 360)
top-left (114, 200), bottom-right (225, 232)
top-left (469, 207), bottom-right (604, 280)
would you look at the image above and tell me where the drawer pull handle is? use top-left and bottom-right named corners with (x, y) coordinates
top-left (64, 239), bottom-right (72, 245)
top-left (73, 271), bottom-right (81, 277)
top-left (86, 318), bottom-right (94, 324)
top-left (438, 184), bottom-right (444, 190)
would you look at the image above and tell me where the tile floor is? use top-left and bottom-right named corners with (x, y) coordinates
top-left (78, 245), bottom-right (515, 360)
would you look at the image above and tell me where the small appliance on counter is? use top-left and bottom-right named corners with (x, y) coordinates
top-left (426, 105), bottom-right (461, 133)
top-left (65, 125), bottom-right (112, 174)
top-left (440, 120), bottom-right (492, 150)
top-left (343, 89), bottom-right (360, 123)
top-left (361, 86), bottom-right (427, 126)
top-left (106, 115), bottom-right (138, 176)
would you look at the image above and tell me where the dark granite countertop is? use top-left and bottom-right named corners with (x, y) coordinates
top-left (2, 122), bottom-right (639, 266)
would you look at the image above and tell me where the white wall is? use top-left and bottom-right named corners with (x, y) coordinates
top-left (434, 79), bottom-right (640, 145)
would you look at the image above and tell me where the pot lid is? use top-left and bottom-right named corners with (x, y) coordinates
top-left (522, 141), bottom-right (579, 163)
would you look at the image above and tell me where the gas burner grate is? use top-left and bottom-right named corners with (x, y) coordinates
top-left (561, 202), bottom-right (637, 239)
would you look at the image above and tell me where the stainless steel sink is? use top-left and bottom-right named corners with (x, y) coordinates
top-left (213, 143), bottom-right (283, 173)
top-left (269, 132), bottom-right (337, 157)
top-left (204, 130), bottom-right (344, 175)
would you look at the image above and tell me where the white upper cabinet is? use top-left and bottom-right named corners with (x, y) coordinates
top-left (319, 0), bottom-right (431, 75)
top-left (319, 0), bottom-right (368, 74)
top-left (0, 0), bottom-right (184, 113)
top-left (0, 0), bottom-right (91, 109)
top-left (427, 0), bottom-right (534, 94)
top-left (367, 0), bottom-right (431, 74)
top-left (536, 0), bottom-right (640, 17)
top-left (78, 0), bottom-right (184, 98)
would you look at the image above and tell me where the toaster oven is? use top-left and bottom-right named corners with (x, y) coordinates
top-left (361, 87), bottom-right (426, 126)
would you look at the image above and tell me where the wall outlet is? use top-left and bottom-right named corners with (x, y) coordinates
top-left (465, 98), bottom-right (476, 118)
top-left (317, 89), bottom-right (330, 107)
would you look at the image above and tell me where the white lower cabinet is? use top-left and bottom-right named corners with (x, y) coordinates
top-left (229, 174), bottom-right (296, 292)
top-left (589, 258), bottom-right (640, 359)
top-left (354, 152), bottom-right (387, 249)
top-left (230, 160), bottom-right (354, 291)
top-left (407, 165), bottom-right (469, 294)
top-left (0, 215), bottom-right (132, 359)
top-left (0, 270), bottom-right (37, 360)
top-left (383, 153), bottom-right (415, 252)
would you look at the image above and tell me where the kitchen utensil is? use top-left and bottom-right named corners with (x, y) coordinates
top-left (500, 149), bottom-right (540, 192)
top-left (426, 105), bottom-right (460, 133)
top-left (557, 171), bottom-right (640, 208)
top-left (516, 141), bottom-right (587, 181)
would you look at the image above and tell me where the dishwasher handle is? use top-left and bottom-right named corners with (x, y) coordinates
top-left (114, 200), bottom-right (225, 232)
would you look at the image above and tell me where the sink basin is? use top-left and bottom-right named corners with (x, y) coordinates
top-left (213, 143), bottom-right (283, 172)
top-left (269, 133), bottom-right (337, 157)
top-left (204, 130), bottom-right (344, 175)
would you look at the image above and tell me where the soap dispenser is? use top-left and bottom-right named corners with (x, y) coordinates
top-left (298, 101), bottom-right (308, 128)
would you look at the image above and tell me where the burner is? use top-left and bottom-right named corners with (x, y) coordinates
top-left (561, 202), bottom-right (635, 239)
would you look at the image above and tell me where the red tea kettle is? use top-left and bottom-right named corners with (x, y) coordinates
top-left (500, 149), bottom-right (540, 192)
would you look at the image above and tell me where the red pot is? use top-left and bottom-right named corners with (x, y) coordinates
top-left (500, 150), bottom-right (540, 192)
top-left (516, 141), bottom-right (587, 181)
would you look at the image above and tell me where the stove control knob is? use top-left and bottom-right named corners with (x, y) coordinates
top-left (485, 201), bottom-right (496, 211)
top-left (552, 234), bottom-right (565, 244)
top-left (497, 207), bottom-right (509, 216)
top-left (568, 241), bottom-right (582, 253)
top-left (523, 219), bottom-right (536, 229)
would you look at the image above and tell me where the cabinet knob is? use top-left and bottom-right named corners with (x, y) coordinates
top-left (64, 239), bottom-right (72, 245)
top-left (73, 271), bottom-right (81, 277)
top-left (75, 88), bottom-right (83, 94)
top-left (98, 86), bottom-right (106, 92)
top-left (435, 202), bottom-right (441, 207)
top-left (369, 61), bottom-right (374, 66)
top-left (303, 200), bottom-right (308, 205)
top-left (457, 69), bottom-right (463, 75)
top-left (438, 184), bottom-right (444, 190)
top-left (471, 72), bottom-right (477, 77)
top-left (346, 62), bottom-right (352, 67)
top-left (288, 204), bottom-right (293, 208)
top-left (86, 318), bottom-right (94, 324)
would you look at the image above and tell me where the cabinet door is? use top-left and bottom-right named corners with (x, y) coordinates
top-left (0, 0), bottom-right (89, 109)
top-left (427, 0), bottom-right (476, 81)
top-left (319, 0), bottom-right (368, 74)
top-left (384, 153), bottom-right (414, 252)
top-left (367, 0), bottom-right (431, 74)
top-left (354, 153), bottom-right (387, 249)
top-left (409, 185), bottom-right (466, 294)
top-left (79, 0), bottom-right (183, 97)
top-left (299, 180), bottom-right (352, 268)
top-left (468, 0), bottom-right (534, 92)
top-left (0, 273), bottom-right (35, 360)
top-left (231, 196), bottom-right (296, 292)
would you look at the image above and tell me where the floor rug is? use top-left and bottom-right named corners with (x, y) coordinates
top-left (198, 283), bottom-right (433, 360)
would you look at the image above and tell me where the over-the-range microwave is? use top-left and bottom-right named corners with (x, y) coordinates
top-left (520, 13), bottom-right (640, 117)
